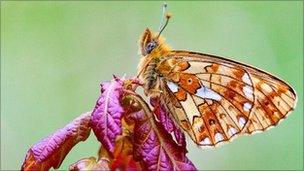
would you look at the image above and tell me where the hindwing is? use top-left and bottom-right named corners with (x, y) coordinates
top-left (158, 51), bottom-right (297, 147)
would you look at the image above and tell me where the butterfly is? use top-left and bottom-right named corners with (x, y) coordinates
top-left (137, 5), bottom-right (297, 147)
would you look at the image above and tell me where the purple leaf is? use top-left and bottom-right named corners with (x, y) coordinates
top-left (151, 98), bottom-right (186, 149)
top-left (90, 78), bottom-right (125, 154)
top-left (150, 98), bottom-right (174, 132)
top-left (21, 112), bottom-right (91, 170)
top-left (173, 127), bottom-right (186, 149)
top-left (125, 95), bottom-right (197, 171)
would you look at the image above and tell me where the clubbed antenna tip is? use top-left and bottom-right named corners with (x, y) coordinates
top-left (157, 3), bottom-right (172, 39)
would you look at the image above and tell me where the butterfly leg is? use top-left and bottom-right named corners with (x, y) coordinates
top-left (144, 88), bottom-right (163, 98)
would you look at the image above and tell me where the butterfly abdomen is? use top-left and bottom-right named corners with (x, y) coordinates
top-left (143, 59), bottom-right (158, 90)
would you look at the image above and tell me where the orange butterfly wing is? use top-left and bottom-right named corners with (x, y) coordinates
top-left (157, 50), bottom-right (297, 147)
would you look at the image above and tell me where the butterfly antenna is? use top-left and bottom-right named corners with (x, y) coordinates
top-left (157, 3), bottom-right (172, 39)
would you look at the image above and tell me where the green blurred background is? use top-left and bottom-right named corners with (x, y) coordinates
top-left (1, 1), bottom-right (303, 170)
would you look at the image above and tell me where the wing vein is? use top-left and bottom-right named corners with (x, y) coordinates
top-left (188, 92), bottom-right (213, 145)
top-left (255, 86), bottom-right (285, 117)
top-left (205, 99), bottom-right (229, 140)
top-left (256, 99), bottom-right (276, 125)
top-left (198, 77), bottom-right (252, 103)
top-left (269, 84), bottom-right (293, 109)
top-left (215, 101), bottom-right (241, 132)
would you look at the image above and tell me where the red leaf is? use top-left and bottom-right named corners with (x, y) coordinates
top-left (69, 157), bottom-right (110, 171)
top-left (124, 94), bottom-right (197, 171)
top-left (21, 112), bottom-right (91, 171)
top-left (111, 135), bottom-right (141, 171)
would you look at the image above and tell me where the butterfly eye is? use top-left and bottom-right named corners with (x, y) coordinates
top-left (145, 42), bottom-right (157, 54)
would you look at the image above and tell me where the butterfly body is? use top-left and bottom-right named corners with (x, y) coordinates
top-left (138, 28), bottom-right (172, 97)
top-left (138, 27), bottom-right (297, 147)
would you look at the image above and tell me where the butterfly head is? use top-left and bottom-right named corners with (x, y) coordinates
top-left (139, 5), bottom-right (172, 56)
top-left (140, 28), bottom-right (156, 56)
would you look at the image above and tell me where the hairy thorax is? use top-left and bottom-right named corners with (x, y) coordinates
top-left (138, 56), bottom-right (162, 97)
top-left (138, 43), bottom-right (172, 97)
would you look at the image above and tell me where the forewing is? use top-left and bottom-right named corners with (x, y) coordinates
top-left (158, 50), bottom-right (297, 147)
